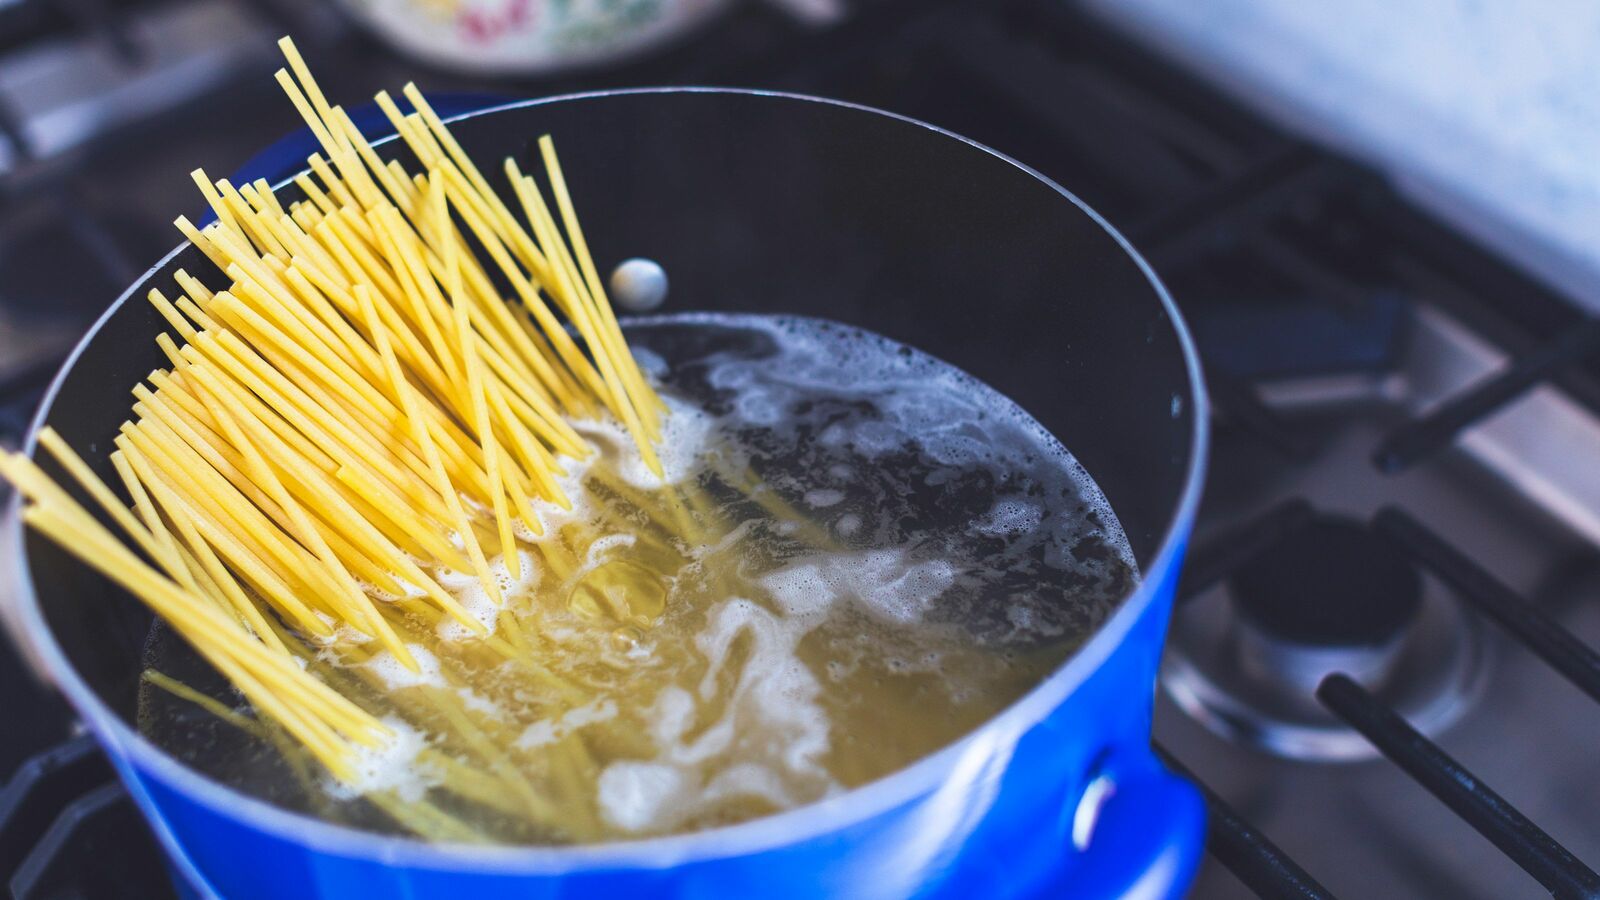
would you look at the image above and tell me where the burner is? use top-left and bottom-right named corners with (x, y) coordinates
top-left (1162, 515), bottom-right (1486, 760)
top-left (0, 199), bottom-right (160, 323)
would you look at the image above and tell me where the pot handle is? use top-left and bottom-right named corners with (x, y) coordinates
top-left (1066, 749), bottom-right (1206, 899)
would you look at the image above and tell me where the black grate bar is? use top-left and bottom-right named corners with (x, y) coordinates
top-left (55, 186), bottom-right (137, 286)
top-left (232, 0), bottom-right (311, 39)
top-left (0, 736), bottom-right (110, 883)
top-left (1155, 744), bottom-right (1338, 900)
top-left (1248, 232), bottom-right (1376, 315)
top-left (1178, 498), bottom-right (1314, 602)
top-left (1317, 674), bottom-right (1600, 899)
top-left (9, 782), bottom-right (122, 900)
top-left (1130, 143), bottom-right (1336, 266)
top-left (1375, 507), bottom-right (1600, 704)
top-left (1373, 319), bottom-right (1600, 473)
top-left (7, 779), bottom-right (171, 900)
top-left (53, 0), bottom-right (141, 65)
top-left (938, 18), bottom-right (1211, 199)
top-left (0, 352), bottom-right (66, 406)
top-left (1206, 369), bottom-right (1317, 459)
top-left (0, 93), bottom-right (30, 166)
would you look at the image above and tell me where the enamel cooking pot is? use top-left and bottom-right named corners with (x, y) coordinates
top-left (4, 89), bottom-right (1208, 899)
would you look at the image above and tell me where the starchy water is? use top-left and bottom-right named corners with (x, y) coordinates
top-left (139, 314), bottom-right (1138, 844)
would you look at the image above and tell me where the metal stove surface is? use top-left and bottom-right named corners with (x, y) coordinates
top-left (2, 1), bottom-right (1600, 898)
top-left (1162, 400), bottom-right (1600, 898)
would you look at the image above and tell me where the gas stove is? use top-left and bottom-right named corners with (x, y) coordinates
top-left (2, 1), bottom-right (1598, 898)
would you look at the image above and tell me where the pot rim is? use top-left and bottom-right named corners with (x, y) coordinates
top-left (3, 86), bottom-right (1210, 874)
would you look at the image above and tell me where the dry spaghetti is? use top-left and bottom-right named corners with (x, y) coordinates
top-left (3, 37), bottom-right (667, 795)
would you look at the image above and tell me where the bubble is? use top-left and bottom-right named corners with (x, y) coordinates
top-left (973, 499), bottom-right (1044, 537)
top-left (610, 625), bottom-right (644, 653)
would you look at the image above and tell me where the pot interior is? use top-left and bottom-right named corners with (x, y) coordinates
top-left (20, 89), bottom-right (1198, 808)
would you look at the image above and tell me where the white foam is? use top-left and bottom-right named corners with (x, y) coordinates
top-left (584, 533), bottom-right (637, 565)
top-left (855, 553), bottom-right (957, 624)
top-left (516, 719), bottom-right (559, 749)
top-left (573, 395), bottom-right (713, 488)
top-left (760, 549), bottom-right (956, 626)
top-left (331, 623), bottom-right (375, 646)
top-left (597, 762), bottom-right (691, 832)
top-left (326, 716), bottom-right (436, 802)
top-left (803, 488), bottom-right (845, 508)
top-left (364, 645), bottom-right (443, 690)
top-left (566, 696), bottom-right (620, 728)
top-left (703, 762), bottom-right (795, 808)
top-left (595, 593), bottom-right (839, 833)
top-left (435, 550), bottom-right (538, 642)
top-left (515, 697), bottom-right (619, 749)
top-left (456, 687), bottom-right (501, 717)
top-left (972, 498), bottom-right (1044, 538)
top-left (756, 564), bottom-right (838, 621)
top-left (590, 314), bottom-right (1146, 833)
top-left (1005, 603), bottom-right (1066, 639)
top-left (653, 312), bottom-right (1137, 580)
top-left (519, 465), bottom-right (597, 538)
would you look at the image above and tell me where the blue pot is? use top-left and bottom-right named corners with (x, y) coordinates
top-left (5, 89), bottom-right (1209, 899)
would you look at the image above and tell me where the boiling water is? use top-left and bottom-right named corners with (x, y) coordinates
top-left (139, 314), bottom-right (1137, 844)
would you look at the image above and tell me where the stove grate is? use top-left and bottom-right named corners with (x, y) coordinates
top-left (1319, 675), bottom-right (1600, 899)
top-left (1378, 508), bottom-right (1600, 705)
top-left (1157, 744), bottom-right (1336, 900)
top-left (1178, 494), bottom-right (1600, 898)
top-left (1374, 322), bottom-right (1600, 475)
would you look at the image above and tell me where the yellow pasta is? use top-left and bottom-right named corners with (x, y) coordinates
top-left (0, 36), bottom-right (693, 822)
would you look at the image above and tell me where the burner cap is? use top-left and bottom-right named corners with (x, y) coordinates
top-left (1231, 516), bottom-right (1422, 648)
top-left (1162, 512), bottom-right (1484, 761)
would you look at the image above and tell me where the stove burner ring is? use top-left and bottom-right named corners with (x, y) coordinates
top-left (1162, 515), bottom-right (1486, 761)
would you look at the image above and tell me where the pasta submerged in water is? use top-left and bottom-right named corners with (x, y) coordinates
top-left (6, 41), bottom-right (1139, 844)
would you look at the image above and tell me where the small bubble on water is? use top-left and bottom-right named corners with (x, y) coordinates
top-left (610, 626), bottom-right (644, 653)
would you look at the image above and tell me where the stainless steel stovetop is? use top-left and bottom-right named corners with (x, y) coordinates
top-left (1, 1), bottom-right (1598, 897)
